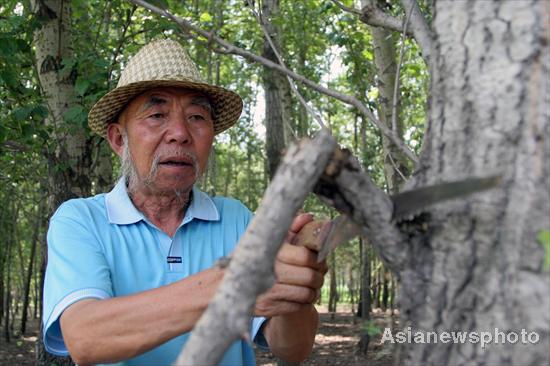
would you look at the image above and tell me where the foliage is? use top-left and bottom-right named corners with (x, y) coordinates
top-left (537, 230), bottom-right (550, 270)
top-left (0, 0), bottom-right (429, 350)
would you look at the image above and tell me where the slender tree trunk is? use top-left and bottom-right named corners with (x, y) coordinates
top-left (261, 0), bottom-right (291, 178)
top-left (21, 202), bottom-right (43, 335)
top-left (93, 139), bottom-right (113, 194)
top-left (328, 251), bottom-right (338, 315)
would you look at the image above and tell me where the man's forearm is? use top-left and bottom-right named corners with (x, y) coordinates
top-left (264, 304), bottom-right (319, 364)
top-left (60, 268), bottom-right (224, 365)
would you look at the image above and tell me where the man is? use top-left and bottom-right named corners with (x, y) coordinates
top-left (43, 39), bottom-right (327, 366)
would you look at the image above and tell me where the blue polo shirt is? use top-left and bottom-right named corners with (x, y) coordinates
top-left (43, 179), bottom-right (267, 365)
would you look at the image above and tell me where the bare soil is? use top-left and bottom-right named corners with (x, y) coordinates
top-left (255, 305), bottom-right (398, 366)
top-left (0, 307), bottom-right (397, 365)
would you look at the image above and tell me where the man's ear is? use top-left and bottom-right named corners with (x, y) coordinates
top-left (107, 123), bottom-right (125, 157)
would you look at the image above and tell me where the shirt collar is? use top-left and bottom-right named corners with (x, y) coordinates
top-left (105, 179), bottom-right (219, 225)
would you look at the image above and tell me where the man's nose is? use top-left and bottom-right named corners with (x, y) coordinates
top-left (165, 113), bottom-right (191, 144)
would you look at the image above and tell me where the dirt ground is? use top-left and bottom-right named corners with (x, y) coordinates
top-left (255, 305), bottom-right (398, 366)
top-left (0, 306), bottom-right (398, 365)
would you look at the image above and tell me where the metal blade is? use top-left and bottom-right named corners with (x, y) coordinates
top-left (317, 215), bottom-right (362, 262)
top-left (314, 175), bottom-right (501, 262)
top-left (391, 175), bottom-right (501, 220)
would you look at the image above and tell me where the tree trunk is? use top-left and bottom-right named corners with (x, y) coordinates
top-left (21, 202), bottom-right (43, 335)
top-left (32, 0), bottom-right (90, 364)
top-left (261, 0), bottom-right (292, 179)
top-left (92, 139), bottom-right (113, 193)
top-left (33, 0), bottom-right (92, 208)
top-left (367, 0), bottom-right (410, 192)
top-left (395, 1), bottom-right (550, 364)
top-left (328, 251), bottom-right (338, 314)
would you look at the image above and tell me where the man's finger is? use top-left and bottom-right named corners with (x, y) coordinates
top-left (277, 243), bottom-right (323, 269)
top-left (288, 213), bottom-right (314, 236)
top-left (274, 261), bottom-right (325, 289)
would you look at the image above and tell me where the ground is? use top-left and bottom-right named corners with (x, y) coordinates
top-left (0, 306), bottom-right (397, 365)
top-left (255, 305), bottom-right (398, 366)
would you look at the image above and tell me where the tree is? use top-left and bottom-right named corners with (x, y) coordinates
top-left (131, 0), bottom-right (549, 365)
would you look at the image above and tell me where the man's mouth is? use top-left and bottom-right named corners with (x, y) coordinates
top-left (159, 161), bottom-right (191, 166)
top-left (158, 156), bottom-right (195, 169)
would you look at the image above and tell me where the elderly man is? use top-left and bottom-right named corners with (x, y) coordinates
top-left (43, 39), bottom-right (327, 366)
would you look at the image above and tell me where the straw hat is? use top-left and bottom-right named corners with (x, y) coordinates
top-left (88, 39), bottom-right (243, 137)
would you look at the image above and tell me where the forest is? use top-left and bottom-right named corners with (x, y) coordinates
top-left (0, 0), bottom-right (548, 365)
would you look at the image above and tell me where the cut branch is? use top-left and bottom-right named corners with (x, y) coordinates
top-left (175, 129), bottom-right (337, 365)
top-left (314, 148), bottom-right (406, 273)
top-left (127, 0), bottom-right (418, 164)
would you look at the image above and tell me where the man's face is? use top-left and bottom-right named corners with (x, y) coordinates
top-left (108, 87), bottom-right (215, 196)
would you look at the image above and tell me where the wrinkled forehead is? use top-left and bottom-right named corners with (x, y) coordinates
top-left (117, 87), bottom-right (213, 124)
top-left (136, 87), bottom-right (212, 110)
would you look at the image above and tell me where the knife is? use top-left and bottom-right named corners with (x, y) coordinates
top-left (293, 175), bottom-right (501, 262)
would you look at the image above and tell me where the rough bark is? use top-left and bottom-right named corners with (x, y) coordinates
top-left (261, 0), bottom-right (292, 179)
top-left (392, 1), bottom-right (550, 365)
top-left (33, 0), bottom-right (92, 209)
top-left (32, 0), bottom-right (90, 364)
top-left (176, 129), bottom-right (336, 365)
top-left (367, 0), bottom-right (410, 192)
top-left (400, 0), bottom-right (432, 65)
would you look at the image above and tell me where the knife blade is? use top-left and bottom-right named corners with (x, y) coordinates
top-left (294, 175), bottom-right (501, 262)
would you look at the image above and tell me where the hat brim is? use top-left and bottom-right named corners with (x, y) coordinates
top-left (88, 78), bottom-right (243, 137)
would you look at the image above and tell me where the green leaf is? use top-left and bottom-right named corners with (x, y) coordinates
top-left (362, 320), bottom-right (382, 336)
top-left (75, 78), bottom-right (90, 96)
top-left (0, 69), bottom-right (18, 89)
top-left (33, 105), bottom-right (49, 120)
top-left (59, 57), bottom-right (77, 79)
top-left (537, 230), bottom-right (550, 270)
top-left (200, 12), bottom-right (213, 23)
top-left (12, 106), bottom-right (34, 122)
top-left (0, 124), bottom-right (6, 142)
top-left (63, 105), bottom-right (87, 126)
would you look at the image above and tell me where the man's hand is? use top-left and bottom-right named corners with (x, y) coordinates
top-left (255, 213), bottom-right (329, 317)
top-left (255, 213), bottom-right (329, 363)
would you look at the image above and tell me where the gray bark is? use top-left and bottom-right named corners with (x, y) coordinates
top-left (319, 1), bottom-right (550, 365)
top-left (176, 129), bottom-right (336, 365)
top-left (394, 1), bottom-right (550, 365)
top-left (366, 0), bottom-right (410, 193)
top-left (32, 0), bottom-right (90, 364)
top-left (33, 0), bottom-right (92, 207)
top-left (261, 0), bottom-right (292, 179)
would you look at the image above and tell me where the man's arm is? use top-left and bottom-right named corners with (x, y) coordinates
top-left (60, 267), bottom-right (223, 366)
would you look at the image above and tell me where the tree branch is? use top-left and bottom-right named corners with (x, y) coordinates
top-left (247, 0), bottom-right (326, 131)
top-left (400, 0), bottom-right (432, 64)
top-left (329, 0), bottom-right (362, 16)
top-left (314, 148), bottom-right (407, 273)
top-left (1, 140), bottom-right (29, 153)
top-left (175, 129), bottom-right (337, 365)
top-left (127, 0), bottom-right (419, 164)
top-left (359, 3), bottom-right (412, 36)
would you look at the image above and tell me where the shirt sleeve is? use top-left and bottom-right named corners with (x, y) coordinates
top-left (42, 200), bottom-right (113, 356)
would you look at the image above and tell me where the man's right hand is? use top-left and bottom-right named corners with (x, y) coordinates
top-left (254, 214), bottom-right (328, 317)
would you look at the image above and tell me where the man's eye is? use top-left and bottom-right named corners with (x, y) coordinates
top-left (150, 113), bottom-right (164, 118)
top-left (189, 114), bottom-right (206, 121)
